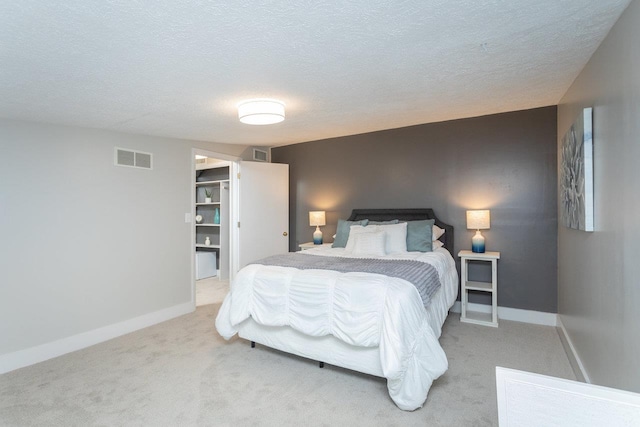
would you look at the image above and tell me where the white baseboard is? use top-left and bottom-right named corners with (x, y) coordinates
top-left (556, 316), bottom-right (591, 383)
top-left (450, 301), bottom-right (558, 327)
top-left (0, 302), bottom-right (194, 374)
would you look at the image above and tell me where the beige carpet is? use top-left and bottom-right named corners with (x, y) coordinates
top-left (196, 278), bottom-right (229, 307)
top-left (0, 305), bottom-right (575, 426)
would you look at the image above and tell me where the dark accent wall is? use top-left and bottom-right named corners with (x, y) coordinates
top-left (272, 106), bottom-right (557, 313)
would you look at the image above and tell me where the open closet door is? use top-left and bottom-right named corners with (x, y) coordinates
top-left (237, 161), bottom-right (289, 270)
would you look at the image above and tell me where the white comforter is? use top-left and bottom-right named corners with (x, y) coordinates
top-left (216, 247), bottom-right (458, 411)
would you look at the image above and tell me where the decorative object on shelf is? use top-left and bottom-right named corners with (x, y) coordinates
top-left (238, 99), bottom-right (285, 125)
top-left (309, 211), bottom-right (326, 244)
top-left (466, 210), bottom-right (490, 253)
top-left (204, 188), bottom-right (212, 203)
top-left (214, 207), bottom-right (220, 224)
top-left (560, 107), bottom-right (594, 232)
top-left (195, 215), bottom-right (203, 224)
top-left (204, 236), bottom-right (211, 246)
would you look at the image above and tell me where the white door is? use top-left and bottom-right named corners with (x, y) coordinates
top-left (237, 161), bottom-right (289, 270)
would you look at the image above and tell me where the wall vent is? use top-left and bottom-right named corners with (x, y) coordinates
top-left (253, 148), bottom-right (268, 162)
top-left (114, 147), bottom-right (153, 170)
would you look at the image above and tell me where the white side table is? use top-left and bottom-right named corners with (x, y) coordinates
top-left (458, 250), bottom-right (500, 327)
top-left (299, 242), bottom-right (332, 251)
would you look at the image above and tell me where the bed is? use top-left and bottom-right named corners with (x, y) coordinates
top-left (215, 209), bottom-right (458, 411)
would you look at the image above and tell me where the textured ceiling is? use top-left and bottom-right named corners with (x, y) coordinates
top-left (0, 0), bottom-right (631, 146)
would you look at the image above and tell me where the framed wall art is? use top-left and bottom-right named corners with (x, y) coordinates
top-left (560, 107), bottom-right (594, 232)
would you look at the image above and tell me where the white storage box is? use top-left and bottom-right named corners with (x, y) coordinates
top-left (196, 251), bottom-right (217, 279)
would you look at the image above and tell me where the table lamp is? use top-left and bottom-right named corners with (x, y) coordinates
top-left (309, 211), bottom-right (326, 244)
top-left (466, 210), bottom-right (490, 253)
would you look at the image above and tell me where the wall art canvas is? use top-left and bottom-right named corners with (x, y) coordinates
top-left (561, 107), bottom-right (594, 232)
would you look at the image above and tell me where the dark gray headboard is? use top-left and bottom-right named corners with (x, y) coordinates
top-left (347, 208), bottom-right (454, 255)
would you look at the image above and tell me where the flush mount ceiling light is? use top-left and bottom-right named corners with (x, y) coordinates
top-left (238, 99), bottom-right (285, 125)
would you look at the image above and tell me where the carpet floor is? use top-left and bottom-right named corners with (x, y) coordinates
top-left (196, 278), bottom-right (230, 307)
top-left (0, 304), bottom-right (575, 426)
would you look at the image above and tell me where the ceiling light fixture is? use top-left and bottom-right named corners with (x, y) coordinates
top-left (238, 99), bottom-right (285, 125)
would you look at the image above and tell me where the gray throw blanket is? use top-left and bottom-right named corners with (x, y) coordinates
top-left (251, 253), bottom-right (441, 306)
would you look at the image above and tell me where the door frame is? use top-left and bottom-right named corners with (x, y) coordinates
top-left (190, 148), bottom-right (241, 308)
top-left (229, 161), bottom-right (240, 282)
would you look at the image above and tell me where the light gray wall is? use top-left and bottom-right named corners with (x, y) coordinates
top-left (272, 106), bottom-right (558, 313)
top-left (0, 119), bottom-right (247, 356)
top-left (557, 1), bottom-right (639, 391)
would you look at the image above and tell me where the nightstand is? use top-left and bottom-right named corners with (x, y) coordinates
top-left (458, 250), bottom-right (500, 327)
top-left (298, 242), bottom-right (332, 251)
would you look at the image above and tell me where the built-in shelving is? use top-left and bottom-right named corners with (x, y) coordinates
top-left (195, 244), bottom-right (221, 249)
top-left (195, 162), bottom-right (230, 280)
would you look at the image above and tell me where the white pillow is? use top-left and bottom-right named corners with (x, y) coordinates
top-left (432, 240), bottom-right (444, 249)
top-left (351, 231), bottom-right (386, 257)
top-left (433, 225), bottom-right (445, 241)
top-left (345, 225), bottom-right (378, 252)
top-left (376, 222), bottom-right (408, 254)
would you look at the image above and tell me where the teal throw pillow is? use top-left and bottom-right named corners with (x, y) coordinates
top-left (332, 219), bottom-right (369, 248)
top-left (406, 219), bottom-right (435, 252)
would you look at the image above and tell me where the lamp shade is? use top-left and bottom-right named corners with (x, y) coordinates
top-left (309, 211), bottom-right (326, 227)
top-left (466, 210), bottom-right (490, 230)
top-left (238, 99), bottom-right (285, 125)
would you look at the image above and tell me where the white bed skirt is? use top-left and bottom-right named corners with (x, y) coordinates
top-left (238, 319), bottom-right (384, 377)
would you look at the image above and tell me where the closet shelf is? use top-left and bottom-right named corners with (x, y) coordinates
top-left (195, 180), bottom-right (230, 186)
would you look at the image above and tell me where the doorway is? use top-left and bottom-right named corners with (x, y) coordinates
top-left (190, 149), bottom-right (290, 308)
top-left (192, 149), bottom-right (239, 307)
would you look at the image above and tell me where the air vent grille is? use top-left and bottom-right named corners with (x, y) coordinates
top-left (253, 148), bottom-right (268, 162)
top-left (115, 148), bottom-right (153, 170)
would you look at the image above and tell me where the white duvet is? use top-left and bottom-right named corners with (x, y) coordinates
top-left (215, 247), bottom-right (458, 410)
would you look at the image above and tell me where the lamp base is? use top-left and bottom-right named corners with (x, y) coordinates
top-left (471, 230), bottom-right (485, 253)
top-left (313, 226), bottom-right (323, 245)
